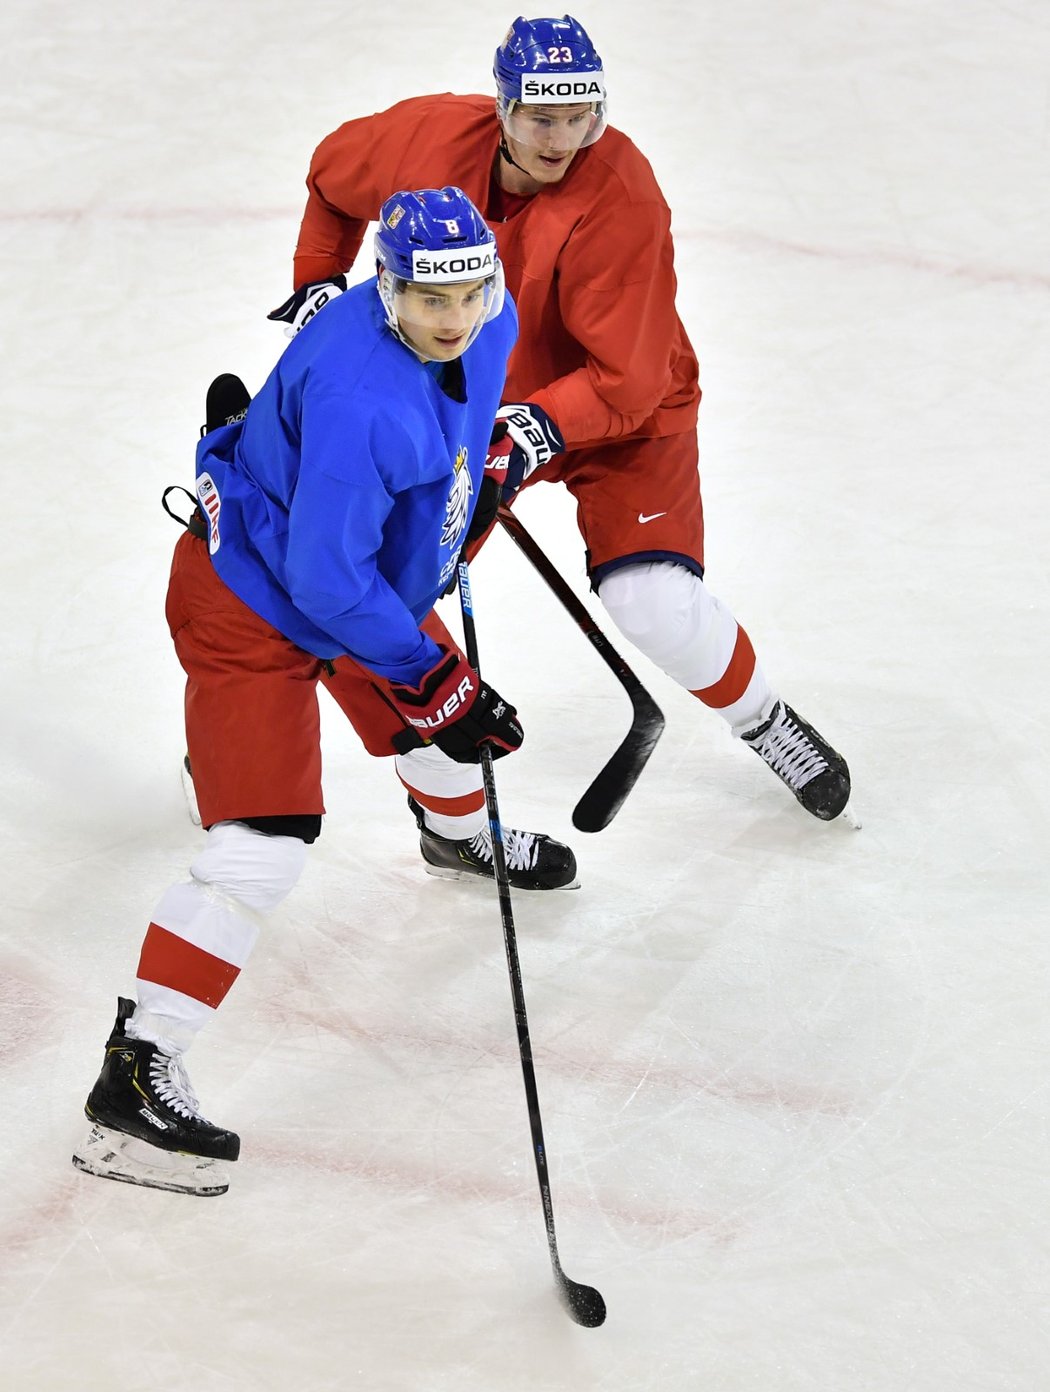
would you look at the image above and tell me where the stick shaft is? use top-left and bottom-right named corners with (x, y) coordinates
top-left (455, 557), bottom-right (568, 1279)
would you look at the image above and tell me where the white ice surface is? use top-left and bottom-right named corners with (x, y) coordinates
top-left (2, 2), bottom-right (1049, 1389)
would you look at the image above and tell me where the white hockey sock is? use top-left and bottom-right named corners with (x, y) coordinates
top-left (395, 742), bottom-right (486, 839)
top-left (132, 821), bottom-right (306, 1052)
top-left (598, 561), bottom-right (775, 730)
top-left (724, 682), bottom-right (779, 739)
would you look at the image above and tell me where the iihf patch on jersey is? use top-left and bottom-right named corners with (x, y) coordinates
top-left (196, 473), bottom-right (222, 554)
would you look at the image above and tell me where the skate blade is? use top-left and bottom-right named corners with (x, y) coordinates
top-left (422, 863), bottom-right (581, 891)
top-left (840, 802), bottom-right (862, 830)
top-left (72, 1124), bottom-right (229, 1196)
top-left (181, 755), bottom-right (202, 826)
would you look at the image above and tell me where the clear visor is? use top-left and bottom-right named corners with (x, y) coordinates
top-left (497, 95), bottom-right (607, 152)
top-left (378, 264), bottom-right (506, 360)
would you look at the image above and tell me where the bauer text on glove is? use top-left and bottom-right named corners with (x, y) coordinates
top-left (267, 276), bottom-right (347, 337)
top-left (497, 403), bottom-right (564, 494)
top-left (389, 648), bottom-right (523, 763)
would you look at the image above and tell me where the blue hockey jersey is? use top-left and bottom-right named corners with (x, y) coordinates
top-left (194, 280), bottom-right (517, 687)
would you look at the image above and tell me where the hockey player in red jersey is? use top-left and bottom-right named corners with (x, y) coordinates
top-left (280, 14), bottom-right (851, 822)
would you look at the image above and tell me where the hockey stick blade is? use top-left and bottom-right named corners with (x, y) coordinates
top-left (497, 507), bottom-right (665, 832)
top-left (572, 695), bottom-right (664, 832)
top-left (558, 1271), bottom-right (607, 1327)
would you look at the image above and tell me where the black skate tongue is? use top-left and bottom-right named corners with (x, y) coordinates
top-left (202, 374), bottom-right (251, 437)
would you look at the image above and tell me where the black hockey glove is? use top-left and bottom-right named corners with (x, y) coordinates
top-left (390, 647), bottom-right (523, 764)
top-left (496, 403), bottom-right (564, 494)
top-left (267, 275), bottom-right (347, 338)
top-left (465, 423), bottom-right (514, 547)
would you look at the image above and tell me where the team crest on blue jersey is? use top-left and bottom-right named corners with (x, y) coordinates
top-left (440, 446), bottom-right (472, 551)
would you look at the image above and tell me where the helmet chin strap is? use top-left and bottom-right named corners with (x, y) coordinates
top-left (377, 267), bottom-right (430, 357)
top-left (497, 131), bottom-right (533, 181)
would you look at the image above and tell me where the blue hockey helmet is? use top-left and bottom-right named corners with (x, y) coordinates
top-left (374, 186), bottom-right (504, 356)
top-left (494, 15), bottom-right (607, 145)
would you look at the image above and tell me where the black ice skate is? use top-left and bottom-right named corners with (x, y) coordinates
top-left (72, 998), bottom-right (239, 1197)
top-left (741, 701), bottom-right (851, 821)
top-left (408, 795), bottom-right (579, 890)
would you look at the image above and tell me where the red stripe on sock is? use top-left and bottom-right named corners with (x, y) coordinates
top-left (691, 625), bottom-right (756, 709)
top-left (397, 777), bottom-right (485, 817)
top-left (136, 923), bottom-right (240, 1009)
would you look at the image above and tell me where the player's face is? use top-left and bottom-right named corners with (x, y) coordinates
top-left (502, 102), bottom-right (596, 186)
top-left (396, 278), bottom-right (490, 361)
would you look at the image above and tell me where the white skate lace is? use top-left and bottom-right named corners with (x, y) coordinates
top-left (747, 706), bottom-right (828, 791)
top-left (467, 825), bottom-right (540, 871)
top-left (148, 1049), bottom-right (207, 1122)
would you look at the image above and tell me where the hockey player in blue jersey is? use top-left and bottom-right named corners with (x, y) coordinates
top-left (73, 187), bottom-right (576, 1195)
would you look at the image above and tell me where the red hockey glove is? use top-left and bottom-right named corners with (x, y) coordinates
top-left (496, 403), bottom-right (564, 493)
top-left (267, 275), bottom-right (347, 338)
top-left (390, 647), bottom-right (523, 764)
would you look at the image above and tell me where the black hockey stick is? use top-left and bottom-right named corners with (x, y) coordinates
top-left (456, 555), bottom-right (606, 1329)
top-left (496, 506), bottom-right (665, 833)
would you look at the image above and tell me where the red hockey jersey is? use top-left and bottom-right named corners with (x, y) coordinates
top-left (293, 94), bottom-right (700, 451)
